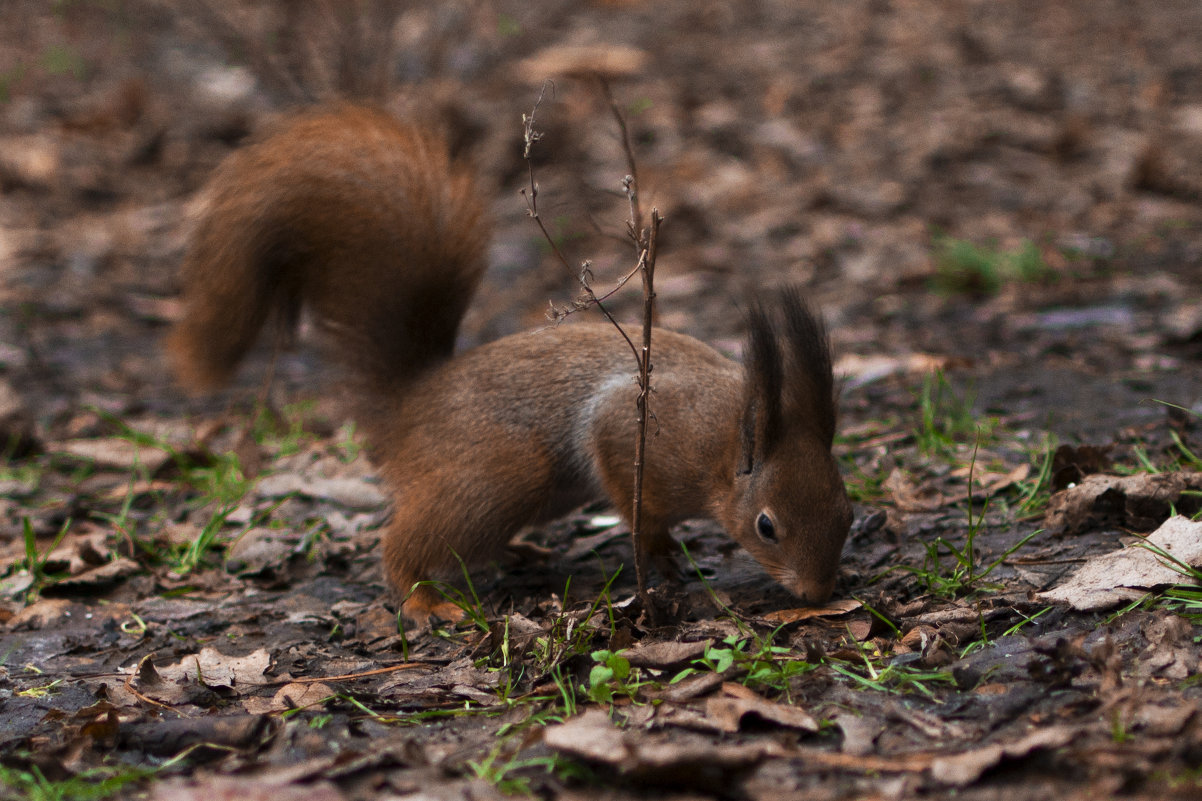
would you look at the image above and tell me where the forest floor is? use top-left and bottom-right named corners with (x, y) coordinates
top-left (2, 2), bottom-right (1202, 799)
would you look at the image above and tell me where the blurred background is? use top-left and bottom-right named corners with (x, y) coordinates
top-left (0, 0), bottom-right (1199, 439)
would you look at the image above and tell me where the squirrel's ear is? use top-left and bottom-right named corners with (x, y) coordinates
top-left (776, 288), bottom-right (836, 447)
top-left (738, 301), bottom-right (784, 473)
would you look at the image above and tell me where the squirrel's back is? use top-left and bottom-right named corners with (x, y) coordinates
top-left (167, 105), bottom-right (489, 394)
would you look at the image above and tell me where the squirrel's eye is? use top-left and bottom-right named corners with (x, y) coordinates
top-left (755, 512), bottom-right (777, 543)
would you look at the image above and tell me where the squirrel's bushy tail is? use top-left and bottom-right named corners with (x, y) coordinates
top-left (167, 105), bottom-right (489, 394)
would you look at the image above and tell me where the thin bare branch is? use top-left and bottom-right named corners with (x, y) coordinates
top-left (600, 78), bottom-right (643, 241)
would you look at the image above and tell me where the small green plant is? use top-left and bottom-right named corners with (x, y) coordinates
top-left (18, 517), bottom-right (71, 602)
top-left (672, 630), bottom-right (816, 698)
top-left (0, 761), bottom-right (151, 801)
top-left (171, 505), bottom-right (236, 576)
top-left (586, 649), bottom-right (642, 705)
top-left (335, 421), bottom-right (362, 462)
top-left (16, 679), bottom-right (63, 699)
top-left (185, 452), bottom-right (249, 506)
top-left (549, 664), bottom-right (579, 718)
top-left (825, 642), bottom-right (955, 699)
top-left (915, 371), bottom-right (995, 456)
top-left (468, 745), bottom-right (576, 796)
top-left (933, 236), bottom-right (1051, 295)
top-left (896, 446), bottom-right (1041, 597)
top-left (958, 606), bottom-right (1052, 658)
top-left (42, 43), bottom-right (86, 79)
top-left (1016, 434), bottom-right (1058, 515)
top-left (1110, 710), bottom-right (1132, 744)
top-left (398, 556), bottom-right (490, 638)
top-left (101, 415), bottom-right (250, 507)
top-left (252, 401), bottom-right (320, 457)
top-left (529, 566), bottom-right (623, 673)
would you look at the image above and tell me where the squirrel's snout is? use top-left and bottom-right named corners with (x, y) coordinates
top-left (787, 575), bottom-right (836, 606)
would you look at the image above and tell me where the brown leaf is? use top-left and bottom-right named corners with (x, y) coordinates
top-left (543, 709), bottom-right (786, 778)
top-left (151, 777), bottom-right (345, 801)
top-left (624, 639), bottom-right (711, 670)
top-left (242, 682), bottom-right (336, 716)
top-left (760, 598), bottom-right (862, 624)
top-left (1044, 472), bottom-right (1202, 534)
top-left (705, 684), bottom-right (818, 733)
top-left (652, 671), bottom-right (726, 703)
top-left (884, 469), bottom-right (947, 512)
top-left (928, 725), bottom-right (1076, 785)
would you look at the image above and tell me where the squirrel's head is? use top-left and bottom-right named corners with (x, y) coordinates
top-left (721, 290), bottom-right (853, 605)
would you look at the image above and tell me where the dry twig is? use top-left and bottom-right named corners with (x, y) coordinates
top-left (521, 82), bottom-right (663, 614)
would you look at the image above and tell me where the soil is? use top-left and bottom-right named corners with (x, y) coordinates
top-left (1, 1), bottom-right (1202, 800)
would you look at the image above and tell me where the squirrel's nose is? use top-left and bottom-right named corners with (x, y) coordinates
top-left (791, 576), bottom-right (836, 606)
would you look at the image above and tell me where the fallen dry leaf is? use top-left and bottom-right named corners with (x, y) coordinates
top-left (516, 44), bottom-right (649, 82)
top-left (928, 725), bottom-right (1076, 785)
top-left (54, 437), bottom-right (172, 473)
top-left (255, 473), bottom-right (386, 510)
top-left (623, 639), bottom-right (711, 670)
top-left (151, 776), bottom-right (345, 801)
top-left (242, 681), bottom-right (337, 715)
top-left (155, 646), bottom-right (272, 689)
top-left (1044, 472), bottom-right (1202, 534)
top-left (760, 598), bottom-right (862, 624)
top-left (1039, 516), bottom-right (1202, 611)
top-left (543, 709), bottom-right (786, 780)
top-left (705, 683), bottom-right (818, 733)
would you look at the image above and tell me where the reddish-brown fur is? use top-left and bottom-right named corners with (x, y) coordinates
top-left (169, 104), bottom-right (853, 623)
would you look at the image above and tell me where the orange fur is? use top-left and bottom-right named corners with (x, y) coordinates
top-left (169, 104), bottom-right (853, 623)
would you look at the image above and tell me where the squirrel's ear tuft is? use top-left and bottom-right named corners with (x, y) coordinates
top-left (776, 288), bottom-right (837, 446)
top-left (739, 300), bottom-right (784, 472)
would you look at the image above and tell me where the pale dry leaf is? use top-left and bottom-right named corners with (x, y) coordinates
top-left (54, 437), bottom-right (172, 473)
top-left (225, 527), bottom-right (297, 574)
top-left (542, 709), bottom-right (629, 764)
top-left (156, 646), bottom-right (271, 689)
top-left (516, 44), bottom-right (649, 82)
top-left (928, 725), bottom-right (1076, 786)
top-left (835, 352), bottom-right (962, 390)
top-left (151, 774), bottom-right (344, 801)
top-left (1039, 516), bottom-right (1202, 611)
top-left (831, 711), bottom-right (883, 756)
top-left (256, 473), bottom-right (386, 510)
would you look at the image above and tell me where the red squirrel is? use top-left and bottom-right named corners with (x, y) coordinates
top-left (168, 104), bottom-right (854, 622)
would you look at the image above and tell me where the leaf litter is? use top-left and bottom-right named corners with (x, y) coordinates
top-left (3, 2), bottom-right (1202, 800)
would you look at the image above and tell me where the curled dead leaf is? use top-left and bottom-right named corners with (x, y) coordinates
top-left (705, 683), bottom-right (818, 733)
top-left (1044, 471), bottom-right (1202, 534)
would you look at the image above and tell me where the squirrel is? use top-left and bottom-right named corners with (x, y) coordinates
top-left (168, 104), bottom-right (854, 623)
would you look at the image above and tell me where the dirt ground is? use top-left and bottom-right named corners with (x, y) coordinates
top-left (2, 1), bottom-right (1202, 799)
